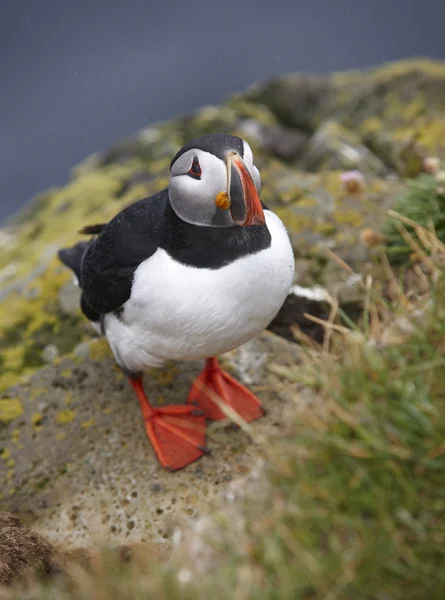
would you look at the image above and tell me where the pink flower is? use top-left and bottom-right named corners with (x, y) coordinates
top-left (340, 170), bottom-right (365, 194)
top-left (423, 156), bottom-right (440, 175)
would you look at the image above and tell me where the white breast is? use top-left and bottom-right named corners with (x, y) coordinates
top-left (104, 211), bottom-right (294, 373)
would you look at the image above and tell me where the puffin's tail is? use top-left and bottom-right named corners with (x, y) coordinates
top-left (58, 241), bottom-right (91, 284)
top-left (58, 222), bottom-right (107, 281)
top-left (58, 240), bottom-right (102, 326)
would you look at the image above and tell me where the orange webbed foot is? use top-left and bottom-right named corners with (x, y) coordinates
top-left (188, 357), bottom-right (265, 423)
top-left (130, 379), bottom-right (208, 471)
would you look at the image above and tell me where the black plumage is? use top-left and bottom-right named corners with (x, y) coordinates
top-left (58, 189), bottom-right (271, 321)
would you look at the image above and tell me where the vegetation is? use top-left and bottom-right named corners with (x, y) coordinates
top-left (384, 171), bottom-right (445, 265)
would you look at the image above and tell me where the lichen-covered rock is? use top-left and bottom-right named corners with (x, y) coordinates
top-left (245, 59), bottom-right (445, 174)
top-left (0, 332), bottom-right (302, 549)
top-left (299, 119), bottom-right (388, 175)
top-left (0, 59), bottom-right (444, 555)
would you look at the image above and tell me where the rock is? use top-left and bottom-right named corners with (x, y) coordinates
top-left (244, 73), bottom-right (334, 131)
top-left (0, 332), bottom-right (302, 549)
top-left (58, 281), bottom-right (82, 316)
top-left (239, 120), bottom-right (308, 162)
top-left (299, 119), bottom-right (388, 176)
top-left (42, 344), bottom-right (60, 364)
top-left (244, 59), bottom-right (445, 172)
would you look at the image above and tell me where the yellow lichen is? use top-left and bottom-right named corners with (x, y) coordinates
top-left (416, 118), bottom-right (445, 155)
top-left (61, 369), bottom-right (72, 378)
top-left (403, 97), bottom-right (426, 120)
top-left (0, 372), bottom-right (27, 394)
top-left (55, 409), bottom-right (76, 425)
top-left (0, 399), bottom-right (23, 423)
top-left (314, 222), bottom-right (336, 235)
top-left (89, 339), bottom-right (112, 361)
top-left (30, 387), bottom-right (49, 400)
top-left (295, 196), bottom-right (318, 209)
top-left (81, 418), bottom-right (95, 429)
top-left (11, 429), bottom-right (20, 444)
top-left (334, 209), bottom-right (364, 227)
top-left (359, 117), bottom-right (382, 136)
top-left (226, 99), bottom-right (277, 126)
top-left (55, 432), bottom-right (66, 441)
top-left (31, 412), bottom-right (43, 427)
top-left (274, 210), bottom-right (316, 234)
top-left (0, 449), bottom-right (10, 461)
top-left (148, 364), bottom-right (178, 386)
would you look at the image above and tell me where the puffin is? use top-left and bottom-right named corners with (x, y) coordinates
top-left (58, 134), bottom-right (294, 471)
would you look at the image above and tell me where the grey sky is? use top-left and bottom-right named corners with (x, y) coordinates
top-left (1, 0), bottom-right (444, 222)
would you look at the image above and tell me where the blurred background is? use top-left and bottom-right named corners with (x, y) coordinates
top-left (1, 0), bottom-right (445, 223)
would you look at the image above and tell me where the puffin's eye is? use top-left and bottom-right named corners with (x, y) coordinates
top-left (188, 156), bottom-right (202, 180)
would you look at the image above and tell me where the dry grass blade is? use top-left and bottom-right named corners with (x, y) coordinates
top-left (393, 220), bottom-right (437, 273)
top-left (323, 296), bottom-right (339, 354)
top-left (323, 247), bottom-right (357, 278)
top-left (303, 313), bottom-right (351, 335)
top-left (388, 209), bottom-right (445, 251)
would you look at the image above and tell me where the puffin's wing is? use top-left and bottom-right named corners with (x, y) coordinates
top-left (79, 190), bottom-right (167, 316)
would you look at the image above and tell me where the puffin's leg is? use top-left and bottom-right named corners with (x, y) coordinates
top-left (187, 357), bottom-right (265, 423)
top-left (129, 377), bottom-right (208, 471)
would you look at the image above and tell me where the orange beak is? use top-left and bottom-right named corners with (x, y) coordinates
top-left (227, 153), bottom-right (265, 226)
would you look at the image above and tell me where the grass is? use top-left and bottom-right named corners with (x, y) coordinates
top-left (4, 189), bottom-right (445, 600)
top-left (384, 172), bottom-right (445, 265)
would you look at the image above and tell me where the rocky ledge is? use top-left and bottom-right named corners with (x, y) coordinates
top-left (1, 59), bottom-right (445, 568)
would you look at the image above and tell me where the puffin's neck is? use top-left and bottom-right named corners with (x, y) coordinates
top-left (161, 200), bottom-right (271, 270)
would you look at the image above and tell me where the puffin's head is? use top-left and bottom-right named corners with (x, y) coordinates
top-left (168, 133), bottom-right (264, 228)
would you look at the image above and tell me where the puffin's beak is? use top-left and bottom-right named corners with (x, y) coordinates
top-left (227, 153), bottom-right (265, 226)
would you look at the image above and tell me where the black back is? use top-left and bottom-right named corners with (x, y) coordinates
top-left (80, 191), bottom-right (166, 315)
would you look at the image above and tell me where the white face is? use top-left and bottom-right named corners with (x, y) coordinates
top-left (169, 140), bottom-right (261, 228)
